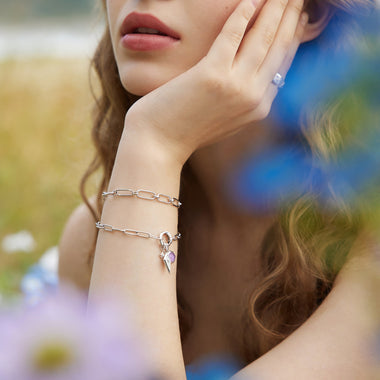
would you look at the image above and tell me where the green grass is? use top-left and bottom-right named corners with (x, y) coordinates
top-left (0, 58), bottom-right (99, 296)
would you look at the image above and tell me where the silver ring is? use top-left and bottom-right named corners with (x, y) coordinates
top-left (272, 73), bottom-right (285, 88)
top-left (160, 231), bottom-right (173, 247)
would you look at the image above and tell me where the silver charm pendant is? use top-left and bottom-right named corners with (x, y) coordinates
top-left (159, 232), bottom-right (176, 274)
top-left (160, 250), bottom-right (176, 273)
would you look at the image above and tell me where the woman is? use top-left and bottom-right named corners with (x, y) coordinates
top-left (58, 0), bottom-right (379, 378)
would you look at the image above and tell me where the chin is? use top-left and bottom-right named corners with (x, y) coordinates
top-left (117, 61), bottom-right (183, 96)
top-left (121, 77), bottom-right (157, 96)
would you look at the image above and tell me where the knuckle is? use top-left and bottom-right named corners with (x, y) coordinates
top-left (226, 28), bottom-right (244, 47)
top-left (289, 0), bottom-right (304, 14)
top-left (261, 26), bottom-right (275, 48)
top-left (226, 79), bottom-right (247, 101)
top-left (240, 2), bottom-right (254, 22)
top-left (244, 91), bottom-right (262, 109)
top-left (280, 33), bottom-right (294, 49)
top-left (256, 103), bottom-right (271, 120)
top-left (202, 70), bottom-right (224, 90)
top-left (201, 67), bottom-right (231, 94)
top-left (278, 0), bottom-right (289, 11)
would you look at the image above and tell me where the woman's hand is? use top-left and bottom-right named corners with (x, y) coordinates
top-left (124, 0), bottom-right (308, 166)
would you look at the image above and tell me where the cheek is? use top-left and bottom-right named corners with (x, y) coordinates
top-left (106, 0), bottom-right (124, 36)
top-left (186, 0), bottom-right (241, 50)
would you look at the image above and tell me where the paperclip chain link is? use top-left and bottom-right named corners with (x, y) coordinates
top-left (95, 222), bottom-right (181, 241)
top-left (102, 189), bottom-right (182, 208)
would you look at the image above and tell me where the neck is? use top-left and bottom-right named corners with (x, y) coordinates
top-left (188, 119), bottom-right (278, 223)
top-left (178, 123), bottom-right (278, 280)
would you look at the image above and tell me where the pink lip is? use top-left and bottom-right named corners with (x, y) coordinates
top-left (120, 12), bottom-right (181, 39)
top-left (121, 35), bottom-right (178, 51)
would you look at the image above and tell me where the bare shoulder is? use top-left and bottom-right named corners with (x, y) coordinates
top-left (58, 195), bottom-right (99, 293)
top-left (230, 244), bottom-right (380, 380)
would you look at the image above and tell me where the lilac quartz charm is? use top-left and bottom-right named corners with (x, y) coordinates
top-left (162, 251), bottom-right (176, 273)
top-left (168, 251), bottom-right (176, 263)
top-left (159, 231), bottom-right (177, 273)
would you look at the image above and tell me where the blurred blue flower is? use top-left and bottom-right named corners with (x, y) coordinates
top-left (227, 9), bottom-right (380, 212)
top-left (21, 246), bottom-right (59, 306)
top-left (270, 8), bottom-right (380, 131)
top-left (186, 353), bottom-right (244, 380)
top-left (226, 128), bottom-right (380, 211)
top-left (0, 283), bottom-right (156, 380)
top-left (226, 144), bottom-right (319, 211)
top-left (324, 131), bottom-right (380, 203)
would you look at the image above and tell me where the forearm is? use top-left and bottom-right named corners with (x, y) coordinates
top-left (87, 124), bottom-right (186, 380)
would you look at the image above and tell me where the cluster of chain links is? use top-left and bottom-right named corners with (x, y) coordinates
top-left (95, 222), bottom-right (181, 242)
top-left (102, 189), bottom-right (182, 208)
top-left (99, 188), bottom-right (181, 273)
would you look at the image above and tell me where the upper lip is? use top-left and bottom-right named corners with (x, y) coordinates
top-left (120, 12), bottom-right (180, 39)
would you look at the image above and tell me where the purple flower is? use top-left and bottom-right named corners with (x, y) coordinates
top-left (0, 283), bottom-right (156, 380)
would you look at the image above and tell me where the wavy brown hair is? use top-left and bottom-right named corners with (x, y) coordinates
top-left (79, 0), bottom-right (375, 364)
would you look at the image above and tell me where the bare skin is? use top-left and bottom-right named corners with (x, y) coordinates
top-left (59, 127), bottom-right (380, 376)
top-left (58, 198), bottom-right (271, 365)
top-left (59, 120), bottom-right (277, 363)
top-left (59, 0), bottom-right (379, 377)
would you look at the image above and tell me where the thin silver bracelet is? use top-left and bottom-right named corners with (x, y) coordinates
top-left (102, 189), bottom-right (182, 208)
top-left (95, 222), bottom-right (181, 273)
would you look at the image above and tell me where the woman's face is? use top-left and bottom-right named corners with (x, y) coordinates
top-left (106, 0), bottom-right (242, 95)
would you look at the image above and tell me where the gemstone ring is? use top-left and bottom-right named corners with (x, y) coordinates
top-left (272, 73), bottom-right (285, 88)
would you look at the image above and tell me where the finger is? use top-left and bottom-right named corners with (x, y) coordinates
top-left (258, 4), bottom-right (307, 87)
top-left (276, 12), bottom-right (308, 80)
top-left (207, 0), bottom-right (258, 68)
top-left (237, 19), bottom-right (307, 125)
top-left (253, 11), bottom-right (307, 118)
top-left (234, 0), bottom-right (290, 73)
top-left (264, 11), bottom-right (307, 98)
top-left (262, 19), bottom-right (308, 116)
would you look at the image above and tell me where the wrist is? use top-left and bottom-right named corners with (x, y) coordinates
top-left (122, 113), bottom-right (191, 168)
top-left (110, 123), bottom-right (184, 193)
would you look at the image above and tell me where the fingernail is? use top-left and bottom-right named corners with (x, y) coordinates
top-left (300, 12), bottom-right (309, 26)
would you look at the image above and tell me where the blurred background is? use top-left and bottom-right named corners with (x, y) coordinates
top-left (0, 1), bottom-right (379, 377)
top-left (0, 0), bottom-right (379, 303)
top-left (0, 0), bottom-right (103, 300)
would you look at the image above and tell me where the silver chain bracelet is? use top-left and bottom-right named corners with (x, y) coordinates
top-left (95, 222), bottom-right (181, 273)
top-left (102, 189), bottom-right (182, 208)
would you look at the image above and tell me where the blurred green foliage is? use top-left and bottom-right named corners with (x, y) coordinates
top-left (0, 58), bottom-right (99, 296)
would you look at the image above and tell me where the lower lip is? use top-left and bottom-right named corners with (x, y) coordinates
top-left (121, 34), bottom-right (180, 51)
